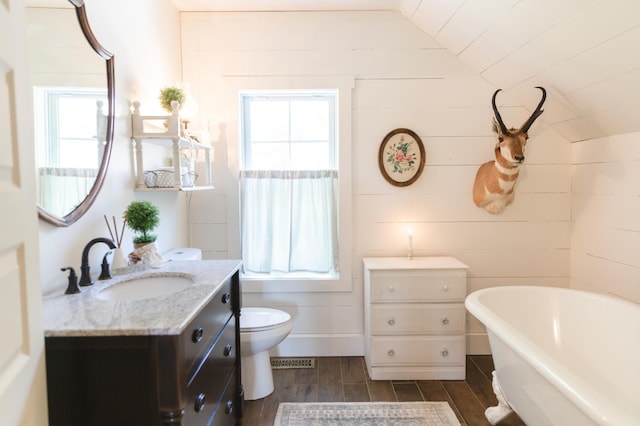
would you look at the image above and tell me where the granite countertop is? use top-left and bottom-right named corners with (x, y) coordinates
top-left (43, 259), bottom-right (242, 337)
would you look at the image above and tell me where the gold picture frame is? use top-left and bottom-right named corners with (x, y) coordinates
top-left (378, 128), bottom-right (425, 187)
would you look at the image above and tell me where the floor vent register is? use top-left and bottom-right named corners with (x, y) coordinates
top-left (270, 358), bottom-right (316, 369)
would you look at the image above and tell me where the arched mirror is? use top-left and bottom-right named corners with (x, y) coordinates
top-left (27, 0), bottom-right (114, 226)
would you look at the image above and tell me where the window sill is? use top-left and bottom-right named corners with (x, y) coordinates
top-left (241, 272), bottom-right (351, 293)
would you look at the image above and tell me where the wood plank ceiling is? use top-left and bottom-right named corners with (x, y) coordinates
top-left (173, 0), bottom-right (640, 142)
top-left (403, 0), bottom-right (640, 142)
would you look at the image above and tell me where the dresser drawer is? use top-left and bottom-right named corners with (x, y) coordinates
top-left (370, 304), bottom-right (465, 335)
top-left (210, 367), bottom-right (238, 426)
top-left (184, 317), bottom-right (237, 424)
top-left (370, 273), bottom-right (465, 303)
top-left (370, 336), bottom-right (465, 366)
top-left (182, 276), bottom-right (233, 378)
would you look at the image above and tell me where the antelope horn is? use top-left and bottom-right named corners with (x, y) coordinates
top-left (491, 89), bottom-right (509, 135)
top-left (520, 86), bottom-right (547, 133)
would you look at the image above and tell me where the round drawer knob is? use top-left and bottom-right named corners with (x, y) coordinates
top-left (223, 344), bottom-right (232, 357)
top-left (387, 349), bottom-right (395, 357)
top-left (441, 349), bottom-right (449, 357)
top-left (442, 284), bottom-right (449, 292)
top-left (221, 292), bottom-right (231, 304)
top-left (225, 400), bottom-right (233, 415)
top-left (388, 318), bottom-right (396, 326)
top-left (441, 318), bottom-right (449, 325)
top-left (191, 326), bottom-right (204, 343)
top-left (388, 286), bottom-right (395, 293)
top-left (194, 393), bottom-right (206, 412)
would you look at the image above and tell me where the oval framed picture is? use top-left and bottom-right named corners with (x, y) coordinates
top-left (378, 128), bottom-right (425, 187)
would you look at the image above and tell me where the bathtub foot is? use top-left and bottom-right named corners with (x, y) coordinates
top-left (485, 370), bottom-right (514, 425)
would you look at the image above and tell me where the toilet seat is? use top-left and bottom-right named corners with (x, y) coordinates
top-left (241, 307), bottom-right (291, 332)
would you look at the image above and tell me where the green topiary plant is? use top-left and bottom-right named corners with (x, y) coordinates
top-left (124, 200), bottom-right (160, 245)
top-left (158, 86), bottom-right (186, 113)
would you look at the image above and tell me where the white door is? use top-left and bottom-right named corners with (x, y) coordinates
top-left (0, 0), bottom-right (48, 424)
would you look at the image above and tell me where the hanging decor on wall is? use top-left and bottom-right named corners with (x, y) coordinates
top-left (472, 87), bottom-right (546, 214)
top-left (378, 128), bottom-right (425, 187)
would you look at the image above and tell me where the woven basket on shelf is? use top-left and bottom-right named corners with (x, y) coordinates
top-left (143, 168), bottom-right (197, 188)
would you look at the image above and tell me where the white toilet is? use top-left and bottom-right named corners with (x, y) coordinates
top-left (240, 307), bottom-right (292, 400)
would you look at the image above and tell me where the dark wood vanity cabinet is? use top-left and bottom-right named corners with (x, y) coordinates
top-left (45, 271), bottom-right (243, 425)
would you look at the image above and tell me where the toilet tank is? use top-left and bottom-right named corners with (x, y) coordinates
top-left (164, 248), bottom-right (202, 261)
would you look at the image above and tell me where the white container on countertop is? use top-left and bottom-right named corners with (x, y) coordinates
top-left (164, 248), bottom-right (202, 261)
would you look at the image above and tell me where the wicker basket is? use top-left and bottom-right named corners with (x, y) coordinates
top-left (144, 168), bottom-right (197, 188)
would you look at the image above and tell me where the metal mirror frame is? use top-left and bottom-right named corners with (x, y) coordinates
top-left (38, 0), bottom-right (115, 227)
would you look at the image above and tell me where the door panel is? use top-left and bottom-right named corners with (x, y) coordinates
top-left (0, 0), bottom-right (48, 424)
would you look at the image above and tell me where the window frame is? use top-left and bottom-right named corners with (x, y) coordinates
top-left (33, 86), bottom-right (107, 169)
top-left (240, 91), bottom-right (337, 171)
top-left (225, 75), bottom-right (353, 293)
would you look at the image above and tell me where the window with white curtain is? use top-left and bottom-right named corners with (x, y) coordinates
top-left (33, 87), bottom-right (106, 217)
top-left (240, 91), bottom-right (339, 278)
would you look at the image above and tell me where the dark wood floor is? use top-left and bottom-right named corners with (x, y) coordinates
top-left (241, 355), bottom-right (525, 425)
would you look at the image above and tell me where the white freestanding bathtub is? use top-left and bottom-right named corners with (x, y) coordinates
top-left (465, 286), bottom-right (640, 426)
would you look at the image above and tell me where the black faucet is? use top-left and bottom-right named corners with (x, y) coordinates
top-left (61, 266), bottom-right (80, 294)
top-left (79, 237), bottom-right (116, 286)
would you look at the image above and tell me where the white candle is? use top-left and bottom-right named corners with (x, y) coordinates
top-left (408, 228), bottom-right (413, 252)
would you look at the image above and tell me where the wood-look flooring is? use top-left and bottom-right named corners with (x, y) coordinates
top-left (241, 355), bottom-right (525, 425)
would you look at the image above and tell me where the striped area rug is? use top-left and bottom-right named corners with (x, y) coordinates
top-left (274, 401), bottom-right (461, 425)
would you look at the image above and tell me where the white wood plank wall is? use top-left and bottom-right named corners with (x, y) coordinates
top-left (571, 133), bottom-right (640, 303)
top-left (180, 10), bottom-right (572, 355)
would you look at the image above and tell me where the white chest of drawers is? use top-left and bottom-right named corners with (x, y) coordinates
top-left (363, 256), bottom-right (468, 380)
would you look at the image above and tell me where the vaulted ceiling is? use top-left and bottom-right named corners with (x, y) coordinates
top-left (172, 0), bottom-right (640, 142)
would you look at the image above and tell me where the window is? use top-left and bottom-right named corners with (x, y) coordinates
top-left (34, 87), bottom-right (107, 169)
top-left (240, 91), bottom-right (339, 279)
top-left (33, 86), bottom-right (107, 217)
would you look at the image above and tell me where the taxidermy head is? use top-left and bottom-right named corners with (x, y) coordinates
top-left (472, 87), bottom-right (546, 214)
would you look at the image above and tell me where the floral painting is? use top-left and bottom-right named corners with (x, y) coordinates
top-left (378, 128), bottom-right (425, 187)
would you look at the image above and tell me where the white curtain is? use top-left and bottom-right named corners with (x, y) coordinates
top-left (39, 167), bottom-right (97, 218)
top-left (240, 170), bottom-right (339, 274)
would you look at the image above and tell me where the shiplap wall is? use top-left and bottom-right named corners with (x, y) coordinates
top-left (403, 0), bottom-right (640, 142)
top-left (571, 133), bottom-right (640, 303)
top-left (180, 10), bottom-right (571, 355)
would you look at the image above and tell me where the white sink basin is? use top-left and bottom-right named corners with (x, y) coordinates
top-left (97, 275), bottom-right (193, 301)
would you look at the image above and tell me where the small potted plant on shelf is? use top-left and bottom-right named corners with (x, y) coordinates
top-left (124, 200), bottom-right (160, 249)
top-left (158, 85), bottom-right (186, 113)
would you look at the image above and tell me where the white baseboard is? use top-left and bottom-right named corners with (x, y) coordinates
top-left (467, 333), bottom-right (492, 355)
top-left (270, 334), bottom-right (365, 357)
top-left (268, 333), bottom-right (492, 357)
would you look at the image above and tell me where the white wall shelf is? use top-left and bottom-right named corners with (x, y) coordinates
top-left (131, 100), bottom-right (213, 191)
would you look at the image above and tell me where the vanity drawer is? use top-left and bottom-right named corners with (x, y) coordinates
top-left (184, 317), bottom-right (237, 424)
top-left (210, 368), bottom-right (238, 426)
top-left (182, 276), bottom-right (233, 377)
top-left (370, 336), bottom-right (465, 366)
top-left (370, 304), bottom-right (465, 335)
top-left (369, 273), bottom-right (465, 303)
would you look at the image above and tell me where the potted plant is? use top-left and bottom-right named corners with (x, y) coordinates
top-left (124, 200), bottom-right (160, 248)
top-left (158, 85), bottom-right (186, 113)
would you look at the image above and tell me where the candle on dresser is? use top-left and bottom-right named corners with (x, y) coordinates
top-left (408, 227), bottom-right (413, 259)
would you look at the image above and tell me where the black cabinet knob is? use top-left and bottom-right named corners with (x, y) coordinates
top-left (192, 326), bottom-right (204, 343)
top-left (223, 344), bottom-right (232, 357)
top-left (194, 393), bottom-right (206, 412)
top-left (224, 400), bottom-right (233, 415)
top-left (221, 292), bottom-right (231, 304)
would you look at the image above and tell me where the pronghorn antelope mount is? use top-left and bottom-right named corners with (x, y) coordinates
top-left (472, 87), bottom-right (547, 214)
